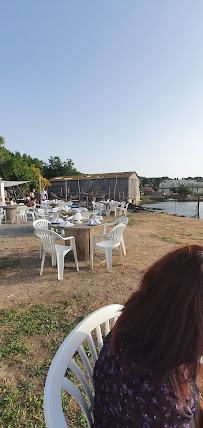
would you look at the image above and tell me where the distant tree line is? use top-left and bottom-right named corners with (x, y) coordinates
top-left (0, 136), bottom-right (80, 195)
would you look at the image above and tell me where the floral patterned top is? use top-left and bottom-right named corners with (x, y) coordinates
top-left (93, 334), bottom-right (200, 427)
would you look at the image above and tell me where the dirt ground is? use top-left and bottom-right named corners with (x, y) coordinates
top-left (1, 211), bottom-right (203, 311)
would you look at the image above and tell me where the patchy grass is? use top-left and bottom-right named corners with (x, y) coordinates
top-left (0, 257), bottom-right (20, 275)
top-left (0, 301), bottom-right (90, 427)
top-left (150, 234), bottom-right (181, 244)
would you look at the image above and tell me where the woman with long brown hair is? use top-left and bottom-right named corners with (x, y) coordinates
top-left (93, 245), bottom-right (203, 427)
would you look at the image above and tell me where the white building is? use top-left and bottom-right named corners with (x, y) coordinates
top-left (159, 179), bottom-right (203, 195)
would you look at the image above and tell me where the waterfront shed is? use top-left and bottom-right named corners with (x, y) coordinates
top-left (48, 171), bottom-right (140, 205)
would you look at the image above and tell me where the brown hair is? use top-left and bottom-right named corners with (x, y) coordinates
top-left (111, 245), bottom-right (203, 395)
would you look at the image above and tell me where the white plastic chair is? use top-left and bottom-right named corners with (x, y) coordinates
top-left (103, 216), bottom-right (128, 255)
top-left (35, 210), bottom-right (49, 220)
top-left (33, 219), bottom-right (51, 259)
top-left (27, 204), bottom-right (37, 221)
top-left (94, 202), bottom-right (105, 216)
top-left (91, 223), bottom-right (126, 272)
top-left (117, 202), bottom-right (129, 216)
top-left (106, 203), bottom-right (118, 217)
top-left (34, 229), bottom-right (79, 280)
top-left (0, 208), bottom-right (6, 224)
top-left (44, 304), bottom-right (123, 428)
top-left (12, 205), bottom-right (28, 224)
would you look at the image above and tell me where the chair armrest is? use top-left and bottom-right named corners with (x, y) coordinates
top-left (57, 235), bottom-right (75, 242)
top-left (92, 232), bottom-right (108, 238)
top-left (92, 232), bottom-right (109, 247)
top-left (103, 221), bottom-right (117, 233)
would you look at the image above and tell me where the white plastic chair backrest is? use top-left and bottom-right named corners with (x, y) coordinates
top-left (103, 216), bottom-right (128, 233)
top-left (16, 205), bottom-right (27, 214)
top-left (117, 216), bottom-right (128, 225)
top-left (119, 202), bottom-right (126, 209)
top-left (34, 229), bottom-right (61, 253)
top-left (108, 224), bottom-right (126, 246)
top-left (91, 209), bottom-right (99, 216)
top-left (35, 212), bottom-right (48, 219)
top-left (44, 304), bottom-right (123, 428)
top-left (33, 219), bottom-right (51, 230)
top-left (109, 203), bottom-right (118, 210)
top-left (38, 208), bottom-right (46, 214)
top-left (95, 202), bottom-right (104, 209)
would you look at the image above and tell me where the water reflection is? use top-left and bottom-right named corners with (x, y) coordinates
top-left (142, 201), bottom-right (203, 220)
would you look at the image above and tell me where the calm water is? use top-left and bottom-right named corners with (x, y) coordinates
top-left (142, 201), bottom-right (203, 220)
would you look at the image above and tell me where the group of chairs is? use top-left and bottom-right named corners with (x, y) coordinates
top-left (0, 204), bottom-right (36, 225)
top-left (33, 215), bottom-right (128, 280)
top-left (92, 200), bottom-right (129, 217)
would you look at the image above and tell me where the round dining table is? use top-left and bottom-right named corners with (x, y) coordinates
top-left (51, 219), bottom-right (106, 261)
top-left (3, 205), bottom-right (18, 223)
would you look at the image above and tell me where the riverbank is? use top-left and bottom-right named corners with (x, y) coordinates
top-left (0, 212), bottom-right (203, 427)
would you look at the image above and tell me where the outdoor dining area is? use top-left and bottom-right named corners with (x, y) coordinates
top-left (1, 196), bottom-right (129, 279)
top-left (32, 199), bottom-right (129, 279)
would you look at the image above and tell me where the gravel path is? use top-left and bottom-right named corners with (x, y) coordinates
top-left (0, 222), bottom-right (33, 239)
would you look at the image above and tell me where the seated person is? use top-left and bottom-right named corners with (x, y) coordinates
top-left (0, 196), bottom-right (6, 205)
top-left (93, 245), bottom-right (202, 427)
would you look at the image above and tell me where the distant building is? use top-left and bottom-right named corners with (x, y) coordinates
top-left (49, 171), bottom-right (140, 204)
top-left (143, 187), bottom-right (154, 195)
top-left (159, 179), bottom-right (203, 195)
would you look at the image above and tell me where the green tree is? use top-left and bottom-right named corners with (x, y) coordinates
top-left (43, 156), bottom-right (80, 179)
top-left (21, 153), bottom-right (44, 173)
top-left (170, 187), bottom-right (177, 193)
top-left (176, 184), bottom-right (192, 195)
top-left (0, 136), bottom-right (12, 178)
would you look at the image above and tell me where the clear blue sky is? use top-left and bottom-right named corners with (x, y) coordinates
top-left (0, 0), bottom-right (202, 178)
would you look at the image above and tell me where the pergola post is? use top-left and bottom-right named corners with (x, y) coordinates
top-left (0, 179), bottom-right (5, 202)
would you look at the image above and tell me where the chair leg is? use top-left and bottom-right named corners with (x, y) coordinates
top-left (118, 245), bottom-right (123, 265)
top-left (40, 243), bottom-right (43, 259)
top-left (56, 252), bottom-right (64, 280)
top-left (91, 246), bottom-right (94, 269)
top-left (105, 248), bottom-right (112, 272)
top-left (121, 238), bottom-right (126, 256)
top-left (72, 243), bottom-right (79, 272)
top-left (40, 252), bottom-right (46, 275)
top-left (52, 254), bottom-right (57, 266)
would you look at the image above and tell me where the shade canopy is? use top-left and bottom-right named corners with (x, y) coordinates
top-left (2, 180), bottom-right (29, 188)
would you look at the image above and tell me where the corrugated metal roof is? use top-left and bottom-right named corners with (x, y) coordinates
top-left (49, 171), bottom-right (138, 182)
